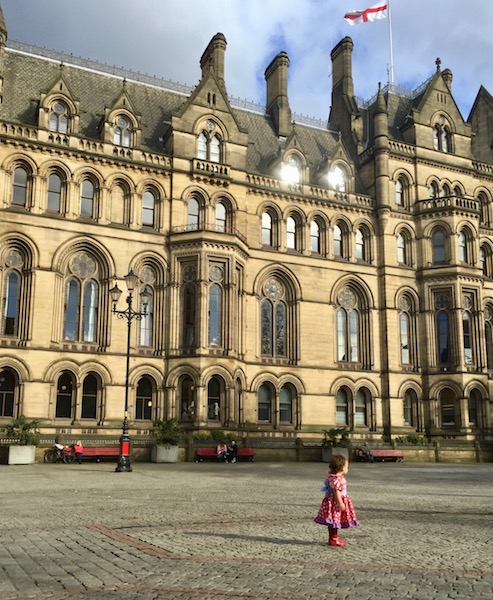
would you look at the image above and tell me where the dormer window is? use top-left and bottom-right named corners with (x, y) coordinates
top-left (329, 165), bottom-right (348, 192)
top-left (197, 124), bottom-right (222, 163)
top-left (49, 101), bottom-right (69, 133)
top-left (114, 116), bottom-right (131, 147)
top-left (281, 155), bottom-right (302, 184)
top-left (433, 117), bottom-right (451, 153)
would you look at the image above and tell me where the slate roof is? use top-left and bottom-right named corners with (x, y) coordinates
top-left (0, 47), bottom-right (340, 178)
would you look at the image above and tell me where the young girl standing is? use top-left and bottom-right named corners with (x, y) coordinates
top-left (314, 454), bottom-right (359, 546)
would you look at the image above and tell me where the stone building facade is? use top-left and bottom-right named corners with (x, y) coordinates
top-left (1, 4), bottom-right (492, 444)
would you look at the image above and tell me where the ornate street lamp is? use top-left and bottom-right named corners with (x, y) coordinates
top-left (110, 270), bottom-right (151, 472)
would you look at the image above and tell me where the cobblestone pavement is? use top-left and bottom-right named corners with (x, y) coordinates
top-left (0, 460), bottom-right (492, 600)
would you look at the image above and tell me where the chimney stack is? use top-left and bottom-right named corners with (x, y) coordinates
top-left (265, 51), bottom-right (292, 137)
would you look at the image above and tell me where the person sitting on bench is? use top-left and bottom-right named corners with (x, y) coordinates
top-left (228, 440), bottom-right (238, 463)
top-left (216, 441), bottom-right (229, 462)
top-left (355, 442), bottom-right (374, 462)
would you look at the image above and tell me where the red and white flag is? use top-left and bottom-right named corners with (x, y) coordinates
top-left (344, 3), bottom-right (387, 26)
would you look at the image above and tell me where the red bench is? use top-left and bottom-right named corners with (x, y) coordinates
top-left (195, 447), bottom-right (254, 462)
top-left (371, 449), bottom-right (404, 462)
top-left (81, 447), bottom-right (120, 462)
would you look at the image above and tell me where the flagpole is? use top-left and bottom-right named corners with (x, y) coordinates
top-left (387, 0), bottom-right (395, 86)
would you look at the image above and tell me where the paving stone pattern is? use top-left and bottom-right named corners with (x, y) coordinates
top-left (0, 461), bottom-right (492, 599)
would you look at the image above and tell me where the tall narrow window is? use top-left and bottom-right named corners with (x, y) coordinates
top-left (47, 173), bottom-right (62, 212)
top-left (55, 371), bottom-right (74, 419)
top-left (81, 373), bottom-right (98, 419)
top-left (437, 310), bottom-right (450, 365)
top-left (197, 132), bottom-right (207, 159)
top-left (208, 283), bottom-right (222, 346)
top-left (207, 377), bottom-right (221, 420)
top-left (400, 312), bottom-right (410, 365)
top-left (215, 202), bottom-right (227, 232)
top-left (310, 221), bottom-right (320, 253)
top-left (355, 228), bottom-right (368, 261)
top-left (432, 229), bottom-right (446, 263)
top-left (187, 198), bottom-right (199, 230)
top-left (279, 385), bottom-right (293, 423)
top-left (462, 311), bottom-right (473, 365)
top-left (136, 377), bottom-right (153, 420)
top-left (397, 233), bottom-right (406, 264)
top-left (336, 388), bottom-right (349, 425)
top-left (433, 126), bottom-right (440, 150)
top-left (183, 282), bottom-right (196, 347)
top-left (179, 376), bottom-right (195, 421)
top-left (0, 368), bottom-right (16, 417)
top-left (258, 384), bottom-right (272, 422)
top-left (429, 182), bottom-right (439, 199)
top-left (80, 179), bottom-right (95, 218)
top-left (333, 224), bottom-right (343, 257)
top-left (210, 135), bottom-right (221, 162)
top-left (82, 280), bottom-right (98, 343)
top-left (468, 391), bottom-right (479, 427)
top-left (12, 167), bottom-right (28, 207)
top-left (354, 389), bottom-right (367, 426)
top-left (458, 231), bottom-right (467, 262)
top-left (262, 212), bottom-right (273, 246)
top-left (286, 216), bottom-right (296, 250)
top-left (2, 271), bottom-right (20, 336)
top-left (65, 279), bottom-right (81, 341)
top-left (395, 178), bottom-right (404, 206)
top-left (440, 390), bottom-right (456, 427)
top-left (139, 290), bottom-right (153, 347)
top-left (485, 307), bottom-right (493, 370)
top-left (142, 190), bottom-right (156, 227)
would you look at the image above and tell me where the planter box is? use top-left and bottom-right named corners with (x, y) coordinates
top-left (0, 445), bottom-right (36, 465)
top-left (151, 445), bottom-right (179, 463)
top-left (321, 447), bottom-right (349, 463)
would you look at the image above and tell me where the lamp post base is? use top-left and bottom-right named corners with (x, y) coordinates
top-left (115, 455), bottom-right (132, 472)
top-left (115, 427), bottom-right (132, 472)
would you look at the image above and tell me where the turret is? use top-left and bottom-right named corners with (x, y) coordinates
top-left (200, 33), bottom-right (227, 94)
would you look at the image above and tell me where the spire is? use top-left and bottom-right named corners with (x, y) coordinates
top-left (0, 2), bottom-right (6, 39)
top-left (375, 82), bottom-right (387, 116)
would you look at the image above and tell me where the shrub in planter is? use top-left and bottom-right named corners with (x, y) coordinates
top-left (150, 418), bottom-right (183, 463)
top-left (321, 427), bottom-right (352, 462)
top-left (0, 416), bottom-right (41, 465)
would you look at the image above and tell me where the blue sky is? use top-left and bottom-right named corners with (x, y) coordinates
top-left (3, 0), bottom-right (492, 121)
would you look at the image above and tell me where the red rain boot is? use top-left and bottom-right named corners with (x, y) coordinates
top-left (328, 527), bottom-right (347, 547)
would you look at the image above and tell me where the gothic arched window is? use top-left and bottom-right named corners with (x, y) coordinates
top-left (47, 173), bottom-right (63, 213)
top-left (63, 252), bottom-right (100, 343)
top-left (260, 278), bottom-right (286, 357)
top-left (49, 101), bottom-right (69, 133)
top-left (136, 376), bottom-right (153, 420)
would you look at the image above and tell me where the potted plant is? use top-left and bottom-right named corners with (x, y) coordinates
top-left (321, 427), bottom-right (351, 462)
top-left (150, 418), bottom-right (183, 463)
top-left (0, 415), bottom-right (41, 465)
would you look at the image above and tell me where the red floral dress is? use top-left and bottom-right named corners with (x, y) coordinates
top-left (314, 473), bottom-right (359, 529)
